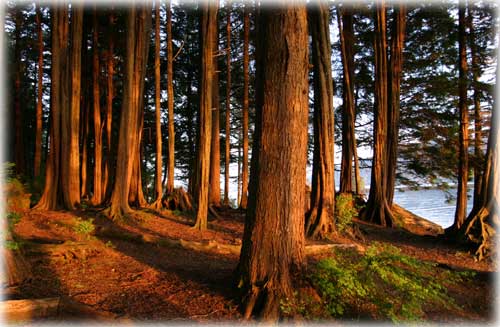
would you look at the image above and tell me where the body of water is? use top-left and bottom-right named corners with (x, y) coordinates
top-left (393, 188), bottom-right (474, 228)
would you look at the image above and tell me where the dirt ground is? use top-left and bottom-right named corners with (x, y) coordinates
top-left (5, 206), bottom-right (496, 323)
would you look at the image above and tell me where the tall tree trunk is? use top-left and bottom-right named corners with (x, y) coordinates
top-left (236, 3), bottom-right (308, 320)
top-left (360, 1), bottom-right (399, 227)
top-left (80, 19), bottom-right (91, 199)
top-left (385, 5), bottom-right (406, 205)
top-left (338, 6), bottom-right (356, 194)
top-left (239, 5), bottom-right (250, 209)
top-left (305, 1), bottom-right (336, 239)
top-left (13, 10), bottom-right (25, 175)
top-left (59, 5), bottom-right (82, 210)
top-left (34, 3), bottom-right (43, 179)
top-left (151, 0), bottom-right (163, 209)
top-left (166, 0), bottom-right (176, 194)
top-left (34, 5), bottom-right (68, 210)
top-left (104, 9), bottom-right (115, 200)
top-left (468, 5), bottom-right (484, 208)
top-left (81, 100), bottom-right (89, 198)
top-left (450, 2), bottom-right (470, 232)
top-left (458, 59), bottom-right (499, 260)
top-left (223, 6), bottom-right (231, 207)
top-left (91, 8), bottom-right (104, 206)
top-left (108, 4), bottom-right (152, 219)
top-left (193, 1), bottom-right (217, 230)
top-left (209, 17), bottom-right (221, 207)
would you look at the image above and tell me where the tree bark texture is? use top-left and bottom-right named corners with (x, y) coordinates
top-left (209, 18), bottom-right (221, 207)
top-left (223, 7), bottom-right (231, 207)
top-left (14, 10), bottom-right (25, 175)
top-left (338, 6), bottom-right (356, 194)
top-left (152, 1), bottom-right (163, 209)
top-left (166, 0), bottom-right (176, 194)
top-left (361, 1), bottom-right (398, 227)
top-left (34, 3), bottom-right (43, 179)
top-left (385, 5), bottom-right (406, 205)
top-left (193, 1), bottom-right (217, 230)
top-left (236, 4), bottom-right (309, 320)
top-left (306, 1), bottom-right (336, 239)
top-left (104, 10), bottom-right (115, 200)
top-left (239, 6), bottom-right (250, 209)
top-left (91, 8), bottom-right (103, 206)
top-left (108, 4), bottom-right (151, 219)
top-left (452, 2), bottom-right (470, 232)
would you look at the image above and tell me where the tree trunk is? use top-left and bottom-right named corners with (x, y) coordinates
top-left (239, 6), bottom-right (250, 209)
top-left (193, 1), bottom-right (217, 231)
top-left (166, 0), bottom-right (176, 194)
top-left (151, 1), bottom-right (163, 209)
top-left (223, 7), bottom-right (231, 207)
top-left (450, 2), bottom-right (470, 232)
top-left (34, 3), bottom-right (43, 179)
top-left (338, 6), bottom-right (356, 194)
top-left (236, 3), bottom-right (308, 320)
top-left (91, 8), bottom-right (103, 206)
top-left (385, 5), bottom-right (407, 206)
top-left (305, 2), bottom-right (336, 239)
top-left (360, 1), bottom-right (399, 227)
top-left (209, 17), bottom-right (221, 207)
top-left (62, 5), bottom-right (83, 209)
top-left (103, 9), bottom-right (115, 201)
top-left (108, 4), bottom-right (151, 219)
top-left (13, 10), bottom-right (25, 176)
top-left (468, 5), bottom-right (484, 209)
top-left (458, 59), bottom-right (499, 260)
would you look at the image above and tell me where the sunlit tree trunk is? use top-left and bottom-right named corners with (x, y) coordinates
top-left (223, 6), bottom-right (231, 207)
top-left (450, 2), bottom-right (469, 232)
top-left (34, 3), bottom-right (43, 179)
top-left (166, 0), bottom-right (176, 194)
top-left (306, 1), bottom-right (336, 239)
top-left (239, 5), bottom-right (250, 209)
top-left (193, 1), bottom-right (217, 230)
top-left (236, 3), bottom-right (308, 320)
top-left (338, 6), bottom-right (356, 194)
top-left (151, 0), bottom-right (163, 209)
top-left (108, 4), bottom-right (151, 219)
top-left (209, 12), bottom-right (221, 207)
top-left (13, 10), bottom-right (24, 175)
top-left (385, 5), bottom-right (406, 206)
top-left (103, 9), bottom-right (115, 200)
top-left (361, 1), bottom-right (399, 227)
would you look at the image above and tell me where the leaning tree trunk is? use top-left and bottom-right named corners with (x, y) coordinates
top-left (193, 1), bottom-right (217, 231)
top-left (34, 3), bottom-right (43, 179)
top-left (91, 8), bottom-right (104, 206)
top-left (239, 6), bottom-right (250, 209)
top-left (385, 5), bottom-right (406, 206)
top-left (449, 2), bottom-right (470, 233)
top-left (209, 20), bottom-right (221, 207)
top-left (305, 1), bottom-right (336, 239)
top-left (338, 6), bottom-right (356, 194)
top-left (236, 3), bottom-right (309, 320)
top-left (360, 1), bottom-right (400, 227)
top-left (151, 0), bottom-right (163, 210)
top-left (108, 4), bottom-right (151, 219)
top-left (166, 0), bottom-right (176, 195)
top-left (458, 59), bottom-right (499, 260)
top-left (223, 6), bottom-right (231, 207)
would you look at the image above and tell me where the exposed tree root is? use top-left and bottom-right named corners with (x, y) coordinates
top-left (162, 187), bottom-right (193, 211)
top-left (361, 199), bottom-right (403, 228)
top-left (461, 205), bottom-right (497, 261)
top-left (305, 203), bottom-right (335, 240)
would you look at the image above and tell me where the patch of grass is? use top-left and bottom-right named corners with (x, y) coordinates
top-left (104, 240), bottom-right (115, 249)
top-left (311, 242), bottom-right (462, 322)
top-left (73, 218), bottom-right (95, 238)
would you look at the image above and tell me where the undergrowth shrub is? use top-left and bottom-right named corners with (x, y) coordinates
top-left (335, 193), bottom-right (358, 233)
top-left (73, 218), bottom-right (95, 238)
top-left (311, 242), bottom-right (470, 322)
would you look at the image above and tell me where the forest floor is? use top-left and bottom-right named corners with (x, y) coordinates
top-left (3, 205), bottom-right (497, 324)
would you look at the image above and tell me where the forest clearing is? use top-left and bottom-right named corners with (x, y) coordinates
top-left (2, 0), bottom-right (498, 324)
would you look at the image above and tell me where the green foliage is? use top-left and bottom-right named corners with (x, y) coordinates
top-left (311, 243), bottom-right (460, 322)
top-left (279, 291), bottom-right (327, 320)
top-left (73, 218), bottom-right (95, 238)
top-left (7, 211), bottom-right (22, 231)
top-left (335, 193), bottom-right (358, 233)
